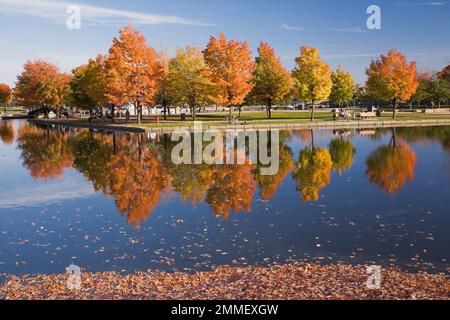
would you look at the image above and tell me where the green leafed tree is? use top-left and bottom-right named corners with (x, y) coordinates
top-left (330, 65), bottom-right (355, 107)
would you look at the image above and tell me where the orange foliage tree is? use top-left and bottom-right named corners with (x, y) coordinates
top-left (366, 49), bottom-right (419, 119)
top-left (251, 42), bottom-right (292, 119)
top-left (0, 83), bottom-right (12, 112)
top-left (15, 60), bottom-right (71, 115)
top-left (204, 33), bottom-right (254, 115)
top-left (106, 26), bottom-right (162, 123)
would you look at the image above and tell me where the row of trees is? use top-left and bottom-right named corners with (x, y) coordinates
top-left (3, 26), bottom-right (450, 121)
top-left (411, 71), bottom-right (450, 107)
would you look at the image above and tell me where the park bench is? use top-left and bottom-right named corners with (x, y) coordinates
top-left (355, 111), bottom-right (377, 119)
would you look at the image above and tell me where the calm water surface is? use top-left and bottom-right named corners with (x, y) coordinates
top-left (0, 120), bottom-right (449, 279)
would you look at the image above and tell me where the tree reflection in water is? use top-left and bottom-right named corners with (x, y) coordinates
top-left (293, 130), bottom-right (333, 201)
top-left (0, 121), bottom-right (14, 145)
top-left (15, 123), bottom-right (450, 225)
top-left (366, 128), bottom-right (417, 194)
top-left (17, 124), bottom-right (74, 179)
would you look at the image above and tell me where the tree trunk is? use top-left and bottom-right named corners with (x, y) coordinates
top-left (163, 102), bottom-right (168, 121)
top-left (137, 103), bottom-right (142, 124)
top-left (192, 105), bottom-right (196, 121)
top-left (392, 99), bottom-right (397, 119)
top-left (267, 100), bottom-right (273, 119)
top-left (111, 104), bottom-right (115, 123)
top-left (310, 100), bottom-right (315, 121)
top-left (113, 132), bottom-right (117, 154)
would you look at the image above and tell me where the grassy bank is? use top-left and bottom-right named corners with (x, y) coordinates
top-left (29, 113), bottom-right (450, 131)
top-left (1, 262), bottom-right (448, 300)
top-left (133, 112), bottom-right (450, 129)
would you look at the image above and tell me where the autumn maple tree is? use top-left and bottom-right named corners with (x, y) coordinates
top-left (0, 83), bottom-right (12, 112)
top-left (204, 33), bottom-right (254, 116)
top-left (251, 42), bottom-right (292, 119)
top-left (366, 49), bottom-right (419, 119)
top-left (165, 46), bottom-right (215, 121)
top-left (292, 46), bottom-right (332, 121)
top-left (330, 65), bottom-right (355, 107)
top-left (106, 26), bottom-right (162, 124)
top-left (15, 60), bottom-right (71, 116)
top-left (69, 55), bottom-right (108, 114)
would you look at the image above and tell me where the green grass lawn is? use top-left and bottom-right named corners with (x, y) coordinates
top-left (131, 111), bottom-right (450, 128)
top-left (47, 110), bottom-right (450, 129)
top-left (1, 108), bottom-right (27, 115)
top-left (162, 111), bottom-right (333, 121)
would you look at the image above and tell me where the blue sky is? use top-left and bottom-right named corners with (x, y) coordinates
top-left (0, 0), bottom-right (449, 86)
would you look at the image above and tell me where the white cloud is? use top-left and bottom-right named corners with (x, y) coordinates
top-left (282, 24), bottom-right (304, 31)
top-left (396, 2), bottom-right (446, 6)
top-left (0, 0), bottom-right (212, 26)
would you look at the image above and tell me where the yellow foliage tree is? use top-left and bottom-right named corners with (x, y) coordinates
top-left (166, 46), bottom-right (215, 121)
top-left (292, 46), bottom-right (332, 121)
